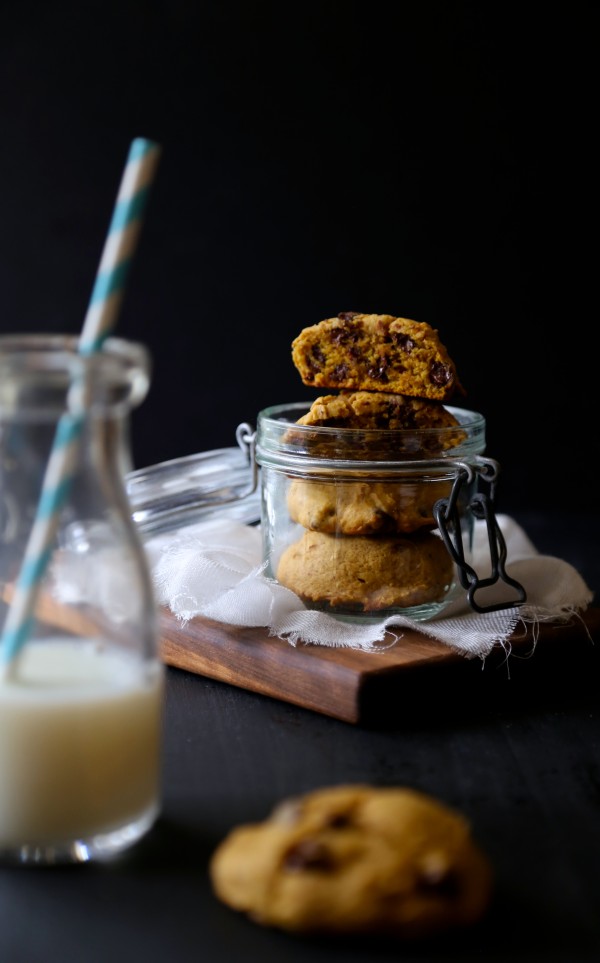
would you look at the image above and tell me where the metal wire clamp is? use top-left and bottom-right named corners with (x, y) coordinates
top-left (434, 457), bottom-right (527, 613)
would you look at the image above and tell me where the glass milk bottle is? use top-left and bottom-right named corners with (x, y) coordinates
top-left (0, 334), bottom-right (163, 865)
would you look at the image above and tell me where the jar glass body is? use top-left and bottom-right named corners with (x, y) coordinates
top-left (256, 402), bottom-right (487, 622)
top-left (0, 335), bottom-right (163, 865)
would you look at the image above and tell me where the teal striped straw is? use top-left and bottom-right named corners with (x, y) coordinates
top-left (0, 137), bottom-right (161, 675)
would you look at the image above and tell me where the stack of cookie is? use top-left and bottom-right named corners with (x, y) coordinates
top-left (275, 312), bottom-right (466, 615)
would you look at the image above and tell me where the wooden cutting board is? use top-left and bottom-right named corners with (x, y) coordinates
top-left (158, 606), bottom-right (600, 723)
top-left (20, 589), bottom-right (600, 724)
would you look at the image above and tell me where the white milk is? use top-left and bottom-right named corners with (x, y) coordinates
top-left (0, 638), bottom-right (163, 850)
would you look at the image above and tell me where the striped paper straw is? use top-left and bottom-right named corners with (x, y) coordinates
top-left (0, 137), bottom-right (161, 674)
top-left (80, 138), bottom-right (161, 355)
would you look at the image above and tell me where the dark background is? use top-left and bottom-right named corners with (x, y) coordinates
top-left (0, 1), bottom-right (596, 518)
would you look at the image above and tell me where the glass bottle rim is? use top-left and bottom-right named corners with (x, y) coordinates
top-left (0, 334), bottom-right (151, 415)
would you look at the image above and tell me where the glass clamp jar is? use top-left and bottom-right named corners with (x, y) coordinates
top-left (250, 402), bottom-right (527, 623)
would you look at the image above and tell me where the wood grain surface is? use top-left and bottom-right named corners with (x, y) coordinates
top-left (11, 585), bottom-right (600, 724)
top-left (158, 606), bottom-right (600, 723)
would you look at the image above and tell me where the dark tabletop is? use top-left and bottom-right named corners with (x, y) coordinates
top-left (0, 510), bottom-right (598, 963)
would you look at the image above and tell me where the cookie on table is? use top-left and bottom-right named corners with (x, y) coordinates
top-left (291, 313), bottom-right (464, 401)
top-left (287, 476), bottom-right (453, 535)
top-left (276, 529), bottom-right (454, 612)
top-left (209, 783), bottom-right (493, 939)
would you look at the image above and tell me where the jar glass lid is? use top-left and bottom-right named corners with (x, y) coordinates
top-left (126, 443), bottom-right (260, 537)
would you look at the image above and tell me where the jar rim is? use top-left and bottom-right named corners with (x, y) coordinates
top-left (255, 400), bottom-right (486, 474)
top-left (258, 400), bottom-right (485, 434)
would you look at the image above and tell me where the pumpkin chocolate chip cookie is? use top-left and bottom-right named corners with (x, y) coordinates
top-left (276, 529), bottom-right (454, 612)
top-left (296, 390), bottom-right (462, 434)
top-left (286, 476), bottom-right (453, 535)
top-left (209, 784), bottom-right (493, 939)
top-left (291, 313), bottom-right (464, 401)
top-left (286, 390), bottom-right (466, 456)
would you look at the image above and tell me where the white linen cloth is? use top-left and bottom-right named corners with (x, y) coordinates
top-left (144, 515), bottom-right (594, 660)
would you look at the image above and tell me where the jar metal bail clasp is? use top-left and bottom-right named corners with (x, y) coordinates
top-left (434, 457), bottom-right (527, 614)
top-left (235, 421), bottom-right (258, 495)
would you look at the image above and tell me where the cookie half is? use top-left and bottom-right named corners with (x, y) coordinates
top-left (291, 314), bottom-right (464, 400)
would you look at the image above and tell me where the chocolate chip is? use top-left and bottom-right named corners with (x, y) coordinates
top-left (367, 359), bottom-right (389, 381)
top-left (403, 409), bottom-right (417, 428)
top-left (326, 812), bottom-right (352, 829)
top-left (332, 363), bottom-right (349, 381)
top-left (391, 333), bottom-right (416, 352)
top-left (429, 361), bottom-right (452, 386)
top-left (331, 323), bottom-right (360, 345)
top-left (283, 838), bottom-right (333, 871)
top-left (307, 345), bottom-right (326, 373)
top-left (337, 311), bottom-right (359, 321)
